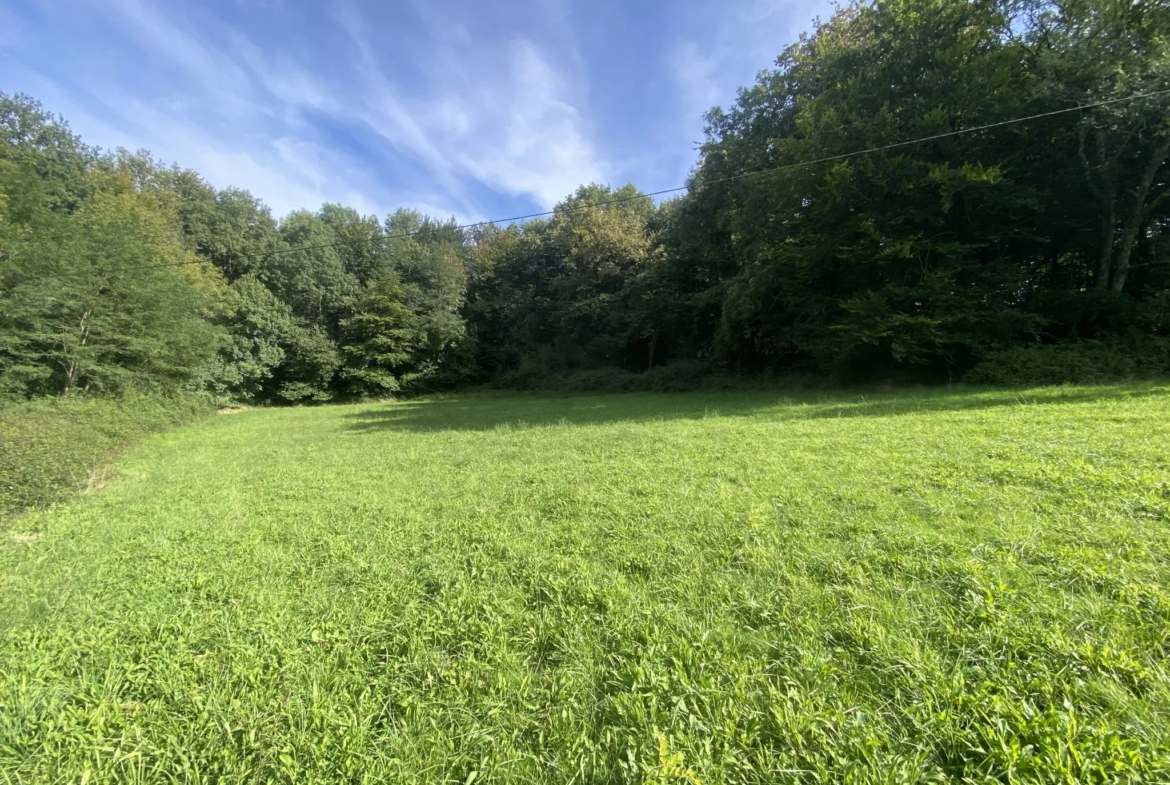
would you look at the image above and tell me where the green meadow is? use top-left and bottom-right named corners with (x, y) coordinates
top-left (2, 386), bottom-right (1169, 784)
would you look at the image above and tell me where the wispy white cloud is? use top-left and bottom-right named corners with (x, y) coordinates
top-left (672, 0), bottom-right (832, 112)
top-left (106, 0), bottom-right (255, 118)
top-left (671, 40), bottom-right (723, 124)
top-left (4, 0), bottom-right (828, 223)
top-left (333, 2), bottom-right (606, 210)
top-left (448, 40), bottom-right (606, 208)
top-left (6, 1), bottom-right (381, 219)
top-left (660, 0), bottom-right (832, 185)
top-left (4, 0), bottom-right (608, 220)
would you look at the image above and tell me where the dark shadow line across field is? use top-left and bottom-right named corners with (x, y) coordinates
top-left (342, 384), bottom-right (1163, 434)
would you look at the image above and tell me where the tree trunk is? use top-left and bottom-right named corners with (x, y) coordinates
top-left (1111, 138), bottom-right (1170, 294)
top-left (1096, 196), bottom-right (1116, 289)
top-left (63, 305), bottom-right (94, 394)
top-left (63, 361), bottom-right (77, 395)
top-left (1082, 127), bottom-right (1129, 290)
top-left (647, 332), bottom-right (657, 371)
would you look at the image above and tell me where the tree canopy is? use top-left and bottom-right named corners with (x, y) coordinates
top-left (3, 0), bottom-right (1169, 401)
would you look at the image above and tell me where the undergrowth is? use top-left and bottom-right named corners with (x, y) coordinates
top-left (0, 392), bottom-right (211, 518)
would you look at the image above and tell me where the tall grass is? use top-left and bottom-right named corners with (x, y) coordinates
top-left (0, 392), bottom-right (211, 517)
top-left (1, 385), bottom-right (1168, 783)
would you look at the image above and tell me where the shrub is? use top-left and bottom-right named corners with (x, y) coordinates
top-left (491, 349), bottom-right (566, 391)
top-left (554, 367), bottom-right (640, 392)
top-left (640, 360), bottom-right (711, 392)
top-left (486, 360), bottom-right (831, 394)
top-left (0, 392), bottom-right (211, 518)
top-left (965, 337), bottom-right (1170, 386)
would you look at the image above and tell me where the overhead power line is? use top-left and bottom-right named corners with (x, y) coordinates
top-left (13, 86), bottom-right (1170, 283)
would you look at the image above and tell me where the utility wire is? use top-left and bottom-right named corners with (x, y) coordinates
top-left (13, 86), bottom-right (1170, 283)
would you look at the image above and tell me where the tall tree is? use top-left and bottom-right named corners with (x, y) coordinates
top-left (321, 204), bottom-right (386, 285)
top-left (1030, 0), bottom-right (1170, 293)
top-left (338, 273), bottom-right (419, 396)
top-left (384, 209), bottom-right (471, 385)
top-left (0, 166), bottom-right (224, 396)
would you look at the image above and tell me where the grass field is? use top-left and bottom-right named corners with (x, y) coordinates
top-left (2, 386), bottom-right (1169, 783)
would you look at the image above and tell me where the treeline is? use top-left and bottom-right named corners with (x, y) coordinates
top-left (3, 0), bottom-right (1170, 406)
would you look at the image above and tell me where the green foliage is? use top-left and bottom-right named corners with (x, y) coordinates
top-left (1031, 0), bottom-right (1170, 294)
top-left (967, 336), bottom-right (1170, 385)
top-left (2, 386), bottom-right (1169, 781)
top-left (0, 164), bottom-right (226, 397)
top-left (639, 360), bottom-right (715, 392)
top-left (0, 93), bottom-right (94, 212)
top-left (552, 366), bottom-right (642, 393)
top-left (383, 210), bottom-right (471, 387)
top-left (338, 273), bottom-right (419, 396)
top-left (452, 0), bottom-right (1170, 387)
top-left (273, 324), bottom-right (342, 403)
top-left (6, 0), bottom-right (1170, 401)
top-left (0, 391), bottom-right (210, 517)
top-left (195, 275), bottom-right (296, 403)
top-left (267, 210), bottom-right (360, 324)
top-left (464, 184), bottom-right (663, 377)
top-left (510, 362), bottom-right (707, 393)
top-left (639, 0), bottom-right (1170, 380)
top-left (321, 203), bottom-right (385, 284)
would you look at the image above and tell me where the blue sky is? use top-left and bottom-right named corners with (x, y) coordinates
top-left (1, 0), bottom-right (832, 223)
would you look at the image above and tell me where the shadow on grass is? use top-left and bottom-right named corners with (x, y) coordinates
top-left (342, 383), bottom-right (1165, 434)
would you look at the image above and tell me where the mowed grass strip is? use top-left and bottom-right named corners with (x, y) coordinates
top-left (1, 386), bottom-right (1168, 784)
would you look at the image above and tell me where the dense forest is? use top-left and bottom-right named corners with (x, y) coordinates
top-left (3, 0), bottom-right (1170, 406)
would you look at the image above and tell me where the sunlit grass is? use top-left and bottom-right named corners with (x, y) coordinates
top-left (2, 385), bottom-right (1169, 783)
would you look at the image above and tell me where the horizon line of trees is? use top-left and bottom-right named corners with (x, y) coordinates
top-left (3, 0), bottom-right (1169, 403)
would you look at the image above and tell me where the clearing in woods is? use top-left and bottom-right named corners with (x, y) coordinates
top-left (1, 386), bottom-right (1169, 783)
